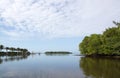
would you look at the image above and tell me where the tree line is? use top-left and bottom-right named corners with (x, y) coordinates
top-left (79, 21), bottom-right (120, 56)
top-left (0, 44), bottom-right (30, 55)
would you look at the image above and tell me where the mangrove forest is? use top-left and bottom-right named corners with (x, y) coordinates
top-left (79, 21), bottom-right (120, 56)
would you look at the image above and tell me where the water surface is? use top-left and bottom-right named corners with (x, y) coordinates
top-left (0, 54), bottom-right (120, 78)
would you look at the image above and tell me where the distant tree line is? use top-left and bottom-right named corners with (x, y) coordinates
top-left (79, 21), bottom-right (120, 56)
top-left (45, 51), bottom-right (72, 56)
top-left (0, 44), bottom-right (30, 56)
top-left (45, 51), bottom-right (72, 54)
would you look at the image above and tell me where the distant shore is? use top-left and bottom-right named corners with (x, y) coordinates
top-left (0, 52), bottom-right (31, 56)
top-left (45, 51), bottom-right (72, 56)
top-left (0, 45), bottom-right (31, 56)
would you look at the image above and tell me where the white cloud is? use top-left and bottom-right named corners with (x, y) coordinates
top-left (0, 0), bottom-right (120, 39)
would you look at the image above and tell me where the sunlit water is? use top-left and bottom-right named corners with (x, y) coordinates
top-left (0, 54), bottom-right (120, 78)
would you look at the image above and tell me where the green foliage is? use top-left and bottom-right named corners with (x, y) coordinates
top-left (79, 21), bottom-right (120, 55)
top-left (80, 34), bottom-right (103, 55)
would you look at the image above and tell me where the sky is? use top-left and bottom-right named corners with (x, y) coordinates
top-left (0, 0), bottom-right (120, 53)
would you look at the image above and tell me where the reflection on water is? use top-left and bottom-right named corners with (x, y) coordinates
top-left (0, 54), bottom-right (120, 78)
top-left (0, 54), bottom-right (83, 78)
top-left (0, 55), bottom-right (30, 64)
top-left (80, 57), bottom-right (120, 78)
top-left (0, 59), bottom-right (2, 64)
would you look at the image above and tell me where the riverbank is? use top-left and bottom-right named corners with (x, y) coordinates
top-left (85, 54), bottom-right (120, 59)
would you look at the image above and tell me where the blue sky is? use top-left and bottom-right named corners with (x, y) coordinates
top-left (0, 0), bottom-right (120, 53)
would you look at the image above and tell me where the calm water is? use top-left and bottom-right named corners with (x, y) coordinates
top-left (0, 54), bottom-right (120, 78)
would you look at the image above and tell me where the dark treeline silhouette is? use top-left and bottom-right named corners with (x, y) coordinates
top-left (45, 51), bottom-right (72, 56)
top-left (45, 51), bottom-right (72, 54)
top-left (79, 21), bottom-right (120, 56)
top-left (0, 44), bottom-right (30, 56)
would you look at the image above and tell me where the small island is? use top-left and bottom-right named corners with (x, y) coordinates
top-left (79, 21), bottom-right (120, 57)
top-left (45, 51), bottom-right (72, 55)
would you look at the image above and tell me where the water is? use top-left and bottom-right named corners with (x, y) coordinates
top-left (0, 54), bottom-right (120, 78)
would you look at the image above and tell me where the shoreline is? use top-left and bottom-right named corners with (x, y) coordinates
top-left (0, 52), bottom-right (31, 56)
top-left (74, 54), bottom-right (120, 59)
top-left (85, 55), bottom-right (120, 59)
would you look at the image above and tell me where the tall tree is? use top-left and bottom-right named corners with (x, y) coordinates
top-left (5, 47), bottom-right (9, 52)
top-left (0, 45), bottom-right (4, 52)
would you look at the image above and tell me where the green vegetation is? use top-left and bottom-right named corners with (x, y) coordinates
top-left (79, 21), bottom-right (120, 56)
top-left (45, 51), bottom-right (72, 55)
top-left (0, 44), bottom-right (30, 56)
